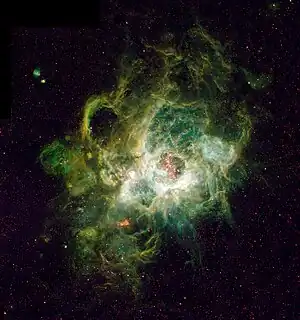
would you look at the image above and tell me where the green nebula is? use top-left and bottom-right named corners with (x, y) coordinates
top-left (40, 25), bottom-right (269, 295)
top-left (33, 67), bottom-right (41, 78)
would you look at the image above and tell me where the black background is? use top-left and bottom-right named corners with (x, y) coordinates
top-left (1, 0), bottom-right (299, 319)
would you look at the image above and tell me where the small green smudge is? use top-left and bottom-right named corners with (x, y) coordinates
top-left (33, 67), bottom-right (41, 78)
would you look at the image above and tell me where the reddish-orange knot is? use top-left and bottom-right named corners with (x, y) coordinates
top-left (161, 152), bottom-right (179, 179)
top-left (117, 218), bottom-right (130, 227)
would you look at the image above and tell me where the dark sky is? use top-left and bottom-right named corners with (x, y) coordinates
top-left (1, 0), bottom-right (299, 319)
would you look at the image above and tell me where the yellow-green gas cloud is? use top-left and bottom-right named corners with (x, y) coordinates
top-left (40, 25), bottom-right (269, 295)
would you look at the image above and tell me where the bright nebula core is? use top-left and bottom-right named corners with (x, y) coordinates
top-left (39, 26), bottom-right (269, 295)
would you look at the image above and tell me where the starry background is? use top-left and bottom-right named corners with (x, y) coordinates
top-left (1, 0), bottom-right (299, 319)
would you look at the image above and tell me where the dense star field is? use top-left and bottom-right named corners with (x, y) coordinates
top-left (2, 0), bottom-right (299, 319)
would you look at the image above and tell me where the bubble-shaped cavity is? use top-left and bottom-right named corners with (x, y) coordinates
top-left (89, 108), bottom-right (118, 142)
